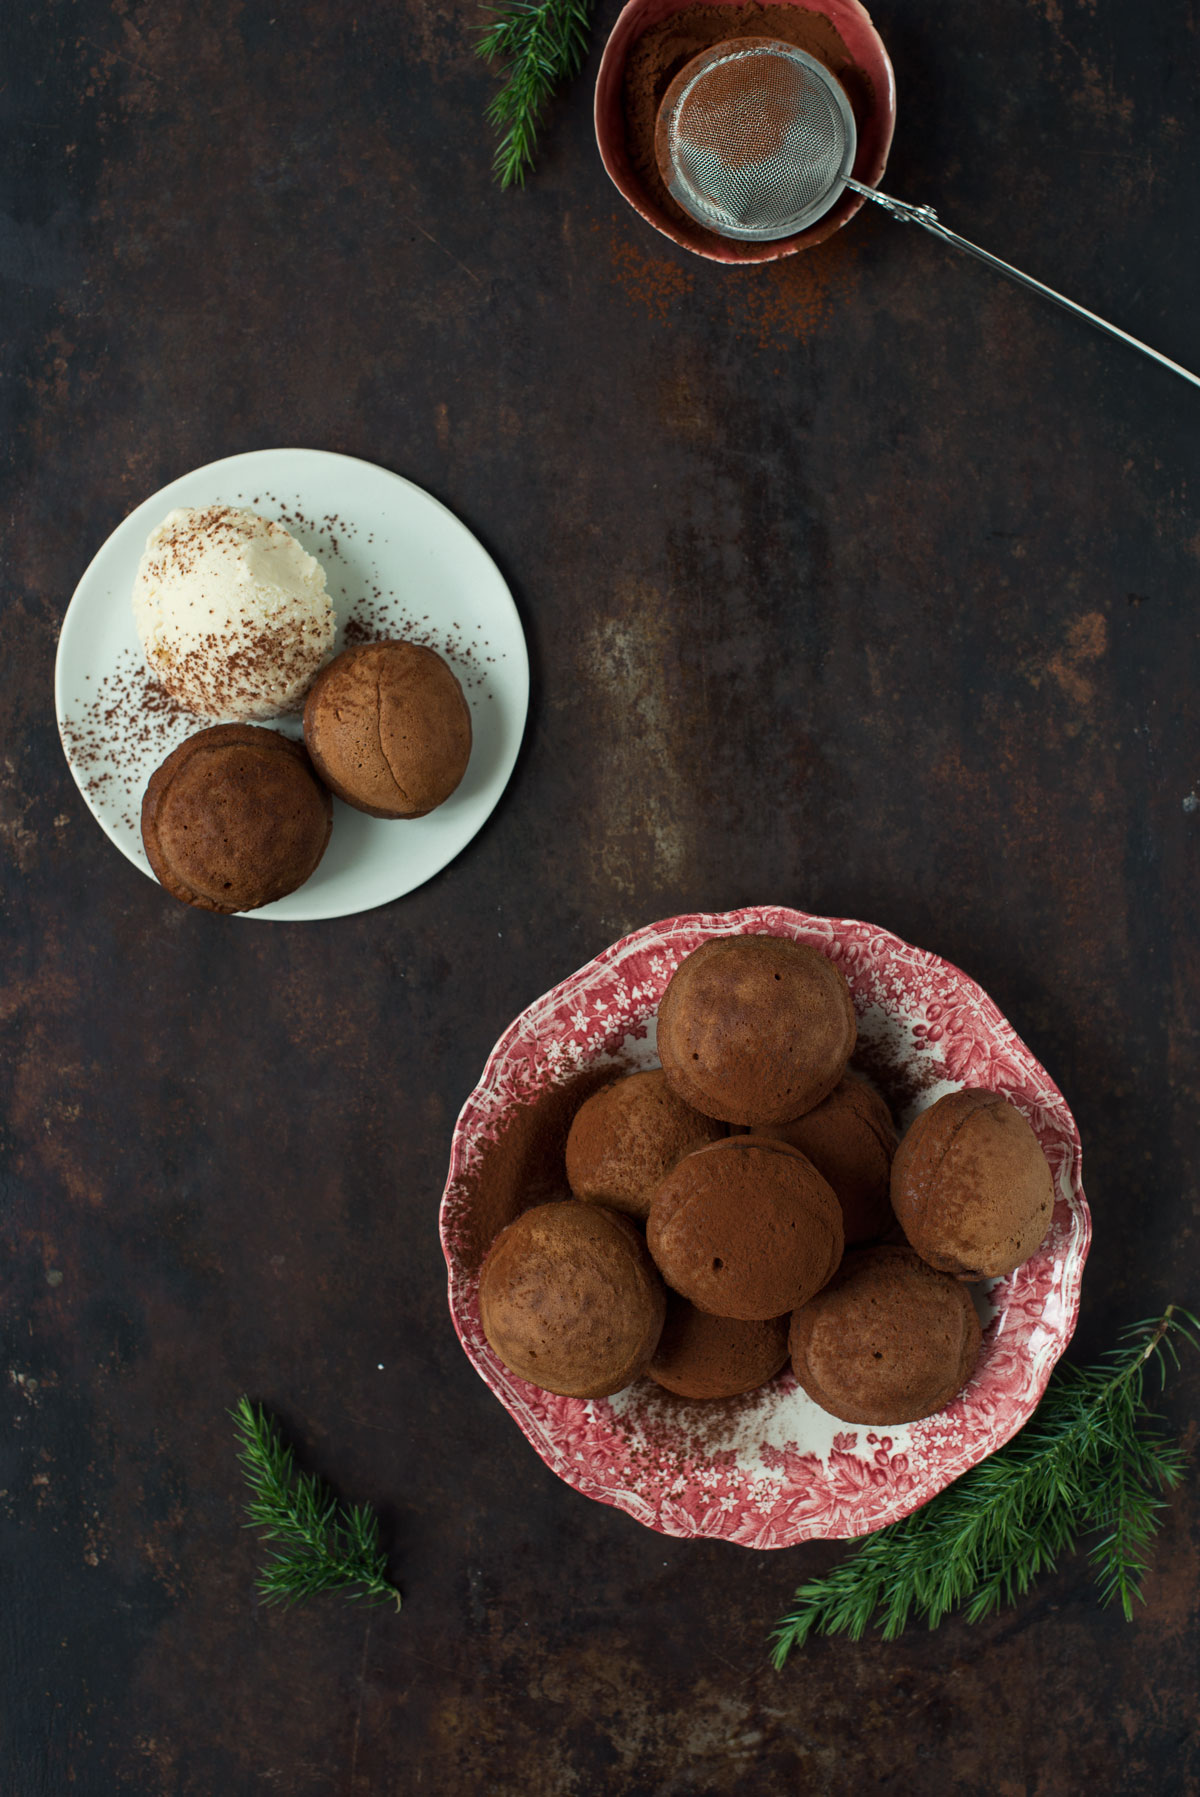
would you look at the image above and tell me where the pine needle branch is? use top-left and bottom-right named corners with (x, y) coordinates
top-left (232, 1398), bottom-right (401, 1611)
top-left (772, 1305), bottom-right (1197, 1663)
top-left (477, 0), bottom-right (594, 188)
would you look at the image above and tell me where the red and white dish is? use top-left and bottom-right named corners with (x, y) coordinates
top-left (595, 0), bottom-right (897, 265)
top-left (440, 906), bottom-right (1091, 1548)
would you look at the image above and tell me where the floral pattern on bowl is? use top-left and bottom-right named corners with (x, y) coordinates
top-left (440, 906), bottom-right (1091, 1548)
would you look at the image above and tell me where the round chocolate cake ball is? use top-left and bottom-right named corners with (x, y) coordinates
top-left (647, 1137), bottom-right (843, 1321)
top-left (758, 1073), bottom-right (897, 1246)
top-left (141, 723), bottom-right (332, 913)
top-left (302, 640), bottom-right (471, 818)
top-left (478, 1201), bottom-right (666, 1399)
top-left (789, 1245), bottom-right (982, 1424)
top-left (565, 1069), bottom-right (726, 1222)
top-left (891, 1089), bottom-right (1054, 1279)
top-left (656, 934), bottom-right (856, 1126)
top-left (648, 1293), bottom-right (790, 1400)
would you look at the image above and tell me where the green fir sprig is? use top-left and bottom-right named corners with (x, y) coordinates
top-left (232, 1397), bottom-right (401, 1611)
top-left (477, 0), bottom-right (594, 188)
top-left (772, 1305), bottom-right (1197, 1662)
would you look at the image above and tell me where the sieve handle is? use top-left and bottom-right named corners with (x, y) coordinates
top-left (845, 178), bottom-right (1200, 393)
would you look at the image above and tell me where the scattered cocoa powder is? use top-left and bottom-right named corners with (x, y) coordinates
top-left (723, 228), bottom-right (858, 342)
top-left (601, 208), bottom-right (858, 342)
top-left (599, 223), bottom-right (697, 322)
top-left (59, 654), bottom-right (195, 833)
top-left (60, 498), bottom-right (502, 835)
top-left (622, 2), bottom-right (873, 260)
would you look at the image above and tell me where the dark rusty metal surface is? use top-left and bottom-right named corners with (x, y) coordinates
top-left (3, 0), bottom-right (1198, 1790)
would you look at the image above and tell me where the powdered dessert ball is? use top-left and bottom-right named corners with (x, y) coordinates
top-left (132, 506), bottom-right (335, 719)
top-left (303, 640), bottom-right (472, 818)
top-left (657, 934), bottom-right (856, 1126)
top-left (648, 1293), bottom-right (790, 1399)
top-left (141, 724), bottom-right (333, 913)
top-left (478, 1201), bottom-right (666, 1399)
top-left (789, 1245), bottom-right (982, 1424)
top-left (565, 1069), bottom-right (726, 1222)
top-left (891, 1089), bottom-right (1055, 1279)
top-left (759, 1072), bottom-right (897, 1245)
top-left (647, 1136), bottom-right (843, 1320)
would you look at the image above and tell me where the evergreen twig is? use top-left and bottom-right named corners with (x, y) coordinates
top-left (232, 1397), bottom-right (401, 1611)
top-left (772, 1305), bottom-right (1197, 1661)
top-left (477, 0), bottom-right (594, 188)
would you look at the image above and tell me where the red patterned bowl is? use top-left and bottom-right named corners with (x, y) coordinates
top-left (594, 0), bottom-right (897, 264)
top-left (440, 907), bottom-right (1091, 1547)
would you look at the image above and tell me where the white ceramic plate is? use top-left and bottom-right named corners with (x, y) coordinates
top-left (55, 449), bottom-right (529, 920)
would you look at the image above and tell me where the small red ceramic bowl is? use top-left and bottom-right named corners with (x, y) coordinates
top-left (441, 907), bottom-right (1091, 1548)
top-left (595, 0), bottom-right (896, 264)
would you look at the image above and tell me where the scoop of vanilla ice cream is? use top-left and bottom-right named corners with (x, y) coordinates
top-left (131, 505), bottom-right (336, 719)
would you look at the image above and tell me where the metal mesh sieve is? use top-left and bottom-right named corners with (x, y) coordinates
top-left (656, 41), bottom-right (857, 242)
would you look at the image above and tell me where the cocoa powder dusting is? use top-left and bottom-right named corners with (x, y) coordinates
top-left (136, 506), bottom-right (334, 719)
top-left (600, 225), bottom-right (697, 323)
top-left (622, 3), bottom-right (873, 260)
top-left (674, 53), bottom-right (802, 171)
top-left (60, 495), bottom-right (504, 837)
top-left (60, 655), bottom-right (195, 833)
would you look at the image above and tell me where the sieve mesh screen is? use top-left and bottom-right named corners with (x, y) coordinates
top-left (660, 42), bottom-right (856, 241)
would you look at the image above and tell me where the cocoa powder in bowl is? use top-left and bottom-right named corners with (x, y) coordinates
top-left (623, 2), bottom-right (874, 260)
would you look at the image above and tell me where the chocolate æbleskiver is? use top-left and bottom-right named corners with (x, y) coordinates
top-left (758, 1072), bottom-right (898, 1245)
top-left (565, 1068), bottom-right (726, 1221)
top-left (657, 933), bottom-right (856, 1126)
top-left (890, 1089), bottom-right (1055, 1279)
top-left (647, 1136), bottom-right (843, 1320)
top-left (141, 723), bottom-right (333, 913)
top-left (789, 1245), bottom-right (982, 1425)
top-left (303, 639), bottom-right (471, 818)
top-left (478, 1201), bottom-right (666, 1399)
top-left (648, 1292), bottom-right (790, 1399)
